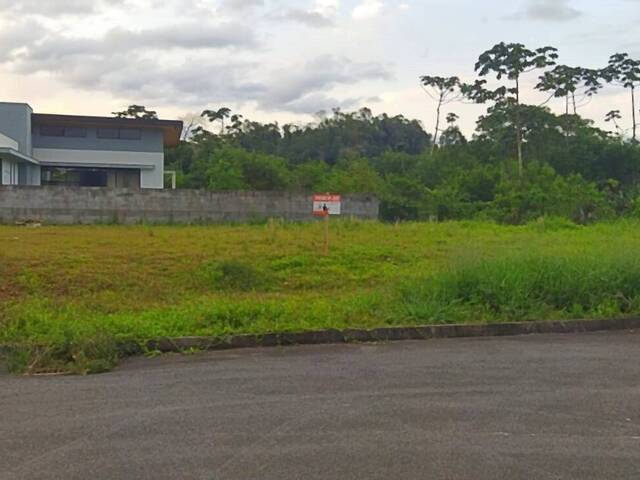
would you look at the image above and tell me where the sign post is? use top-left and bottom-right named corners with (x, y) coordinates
top-left (313, 194), bottom-right (341, 256)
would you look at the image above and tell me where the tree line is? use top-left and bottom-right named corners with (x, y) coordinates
top-left (117, 43), bottom-right (640, 224)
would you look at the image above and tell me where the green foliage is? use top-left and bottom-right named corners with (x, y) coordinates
top-left (112, 105), bottom-right (158, 119)
top-left (403, 253), bottom-right (640, 323)
top-left (161, 42), bottom-right (640, 225)
top-left (168, 117), bottom-right (638, 224)
top-left (316, 157), bottom-right (385, 194)
top-left (198, 260), bottom-right (267, 291)
top-left (4, 330), bottom-right (118, 375)
top-left (202, 146), bottom-right (290, 191)
top-left (491, 162), bottom-right (610, 224)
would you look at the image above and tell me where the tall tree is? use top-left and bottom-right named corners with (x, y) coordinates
top-left (606, 53), bottom-right (640, 142)
top-left (202, 107), bottom-right (232, 135)
top-left (536, 65), bottom-right (581, 114)
top-left (605, 110), bottom-right (624, 137)
top-left (468, 42), bottom-right (558, 176)
top-left (112, 105), bottom-right (158, 119)
top-left (419, 76), bottom-right (462, 153)
top-left (535, 66), bottom-right (604, 143)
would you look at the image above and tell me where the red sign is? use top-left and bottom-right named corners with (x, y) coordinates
top-left (313, 194), bottom-right (342, 216)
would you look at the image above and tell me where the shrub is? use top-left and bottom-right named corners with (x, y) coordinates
top-left (197, 260), bottom-right (267, 291)
top-left (3, 330), bottom-right (119, 375)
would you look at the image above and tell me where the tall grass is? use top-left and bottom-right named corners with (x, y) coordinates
top-left (402, 253), bottom-right (640, 323)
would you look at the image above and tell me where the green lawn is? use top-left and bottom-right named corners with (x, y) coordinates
top-left (2, 218), bottom-right (640, 372)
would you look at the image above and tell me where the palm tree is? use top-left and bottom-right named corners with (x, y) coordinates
top-left (201, 107), bottom-right (232, 135)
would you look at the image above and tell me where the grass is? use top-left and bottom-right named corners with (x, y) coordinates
top-left (2, 217), bottom-right (640, 373)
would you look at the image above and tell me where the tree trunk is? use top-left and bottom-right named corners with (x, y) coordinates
top-left (515, 77), bottom-right (523, 178)
top-left (516, 127), bottom-right (523, 177)
top-left (632, 86), bottom-right (637, 143)
top-left (572, 92), bottom-right (577, 115)
top-left (431, 93), bottom-right (443, 155)
top-left (563, 96), bottom-right (570, 146)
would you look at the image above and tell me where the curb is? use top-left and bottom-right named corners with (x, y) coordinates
top-left (118, 317), bottom-right (640, 356)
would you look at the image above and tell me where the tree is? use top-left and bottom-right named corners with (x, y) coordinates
top-left (536, 65), bottom-right (584, 115)
top-left (606, 53), bottom-right (640, 142)
top-left (419, 75), bottom-right (462, 153)
top-left (179, 112), bottom-right (208, 141)
top-left (468, 42), bottom-right (559, 176)
top-left (112, 105), bottom-right (158, 119)
top-left (439, 113), bottom-right (467, 146)
top-left (201, 107), bottom-right (232, 135)
top-left (605, 110), bottom-right (624, 137)
top-left (535, 66), bottom-right (604, 143)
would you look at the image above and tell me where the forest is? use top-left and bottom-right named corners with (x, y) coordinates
top-left (148, 43), bottom-right (640, 224)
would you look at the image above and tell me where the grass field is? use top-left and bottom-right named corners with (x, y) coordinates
top-left (2, 218), bottom-right (640, 372)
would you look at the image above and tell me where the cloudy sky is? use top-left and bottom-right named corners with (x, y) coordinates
top-left (1, 0), bottom-right (639, 135)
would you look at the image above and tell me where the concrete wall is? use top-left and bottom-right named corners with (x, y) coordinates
top-left (0, 103), bottom-right (32, 155)
top-left (0, 187), bottom-right (379, 224)
top-left (0, 132), bottom-right (19, 150)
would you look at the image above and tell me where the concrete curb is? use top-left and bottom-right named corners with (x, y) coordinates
top-left (118, 317), bottom-right (640, 356)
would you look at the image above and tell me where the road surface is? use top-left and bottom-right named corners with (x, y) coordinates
top-left (2, 331), bottom-right (640, 479)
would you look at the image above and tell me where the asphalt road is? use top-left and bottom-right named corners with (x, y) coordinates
top-left (2, 331), bottom-right (640, 480)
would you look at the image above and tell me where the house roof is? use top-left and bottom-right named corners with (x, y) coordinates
top-left (32, 113), bottom-right (183, 148)
top-left (0, 147), bottom-right (40, 165)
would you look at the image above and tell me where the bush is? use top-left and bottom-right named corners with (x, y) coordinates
top-left (197, 260), bottom-right (267, 291)
top-left (3, 331), bottom-right (119, 375)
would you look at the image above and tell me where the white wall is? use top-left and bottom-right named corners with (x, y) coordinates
top-left (32, 148), bottom-right (165, 189)
top-left (0, 132), bottom-right (19, 150)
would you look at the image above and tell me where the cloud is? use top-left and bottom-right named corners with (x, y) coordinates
top-left (256, 55), bottom-right (392, 112)
top-left (0, 0), bottom-right (123, 16)
top-left (352, 0), bottom-right (383, 20)
top-left (272, 0), bottom-right (339, 28)
top-left (219, 0), bottom-right (264, 11)
top-left (2, 19), bottom-right (390, 114)
top-left (0, 2), bottom-right (392, 114)
top-left (510, 0), bottom-right (582, 22)
top-left (314, 0), bottom-right (340, 17)
top-left (279, 8), bottom-right (334, 27)
top-left (277, 92), bottom-right (362, 114)
top-left (285, 56), bottom-right (390, 109)
top-left (0, 19), bottom-right (45, 60)
top-left (4, 20), bottom-right (258, 73)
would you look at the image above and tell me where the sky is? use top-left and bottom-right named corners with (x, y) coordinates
top-left (1, 0), bottom-right (639, 136)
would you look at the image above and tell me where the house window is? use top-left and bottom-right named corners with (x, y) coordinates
top-left (41, 167), bottom-right (108, 187)
top-left (64, 127), bottom-right (87, 138)
top-left (97, 128), bottom-right (142, 140)
top-left (119, 128), bottom-right (142, 140)
top-left (97, 128), bottom-right (119, 139)
top-left (39, 125), bottom-right (87, 137)
top-left (40, 125), bottom-right (65, 137)
top-left (18, 164), bottom-right (28, 185)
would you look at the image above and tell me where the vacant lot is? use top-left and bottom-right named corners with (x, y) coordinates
top-left (2, 219), bottom-right (640, 371)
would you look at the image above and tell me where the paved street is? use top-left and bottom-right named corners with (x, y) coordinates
top-left (2, 331), bottom-right (640, 480)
